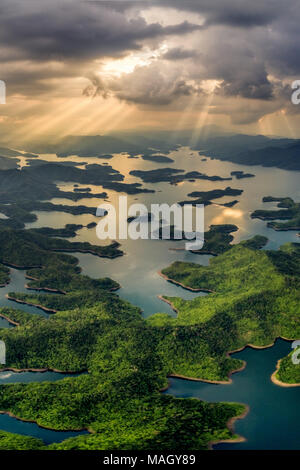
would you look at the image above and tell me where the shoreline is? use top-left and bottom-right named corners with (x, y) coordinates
top-left (0, 409), bottom-right (91, 435)
top-left (0, 313), bottom-right (20, 327)
top-left (157, 295), bottom-right (179, 314)
top-left (208, 404), bottom-right (250, 450)
top-left (6, 295), bottom-right (56, 314)
top-left (52, 247), bottom-right (123, 259)
top-left (158, 270), bottom-right (215, 293)
top-left (158, 268), bottom-right (299, 387)
top-left (271, 359), bottom-right (300, 388)
top-left (165, 335), bottom-right (298, 386)
top-left (0, 366), bottom-right (86, 374)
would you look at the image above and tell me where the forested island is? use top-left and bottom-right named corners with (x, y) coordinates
top-left (152, 239), bottom-right (300, 384)
top-left (130, 168), bottom-right (232, 184)
top-left (251, 197), bottom-right (300, 231)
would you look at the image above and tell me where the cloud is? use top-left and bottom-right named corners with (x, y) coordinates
top-left (1, 0), bottom-right (300, 132)
top-left (85, 63), bottom-right (203, 105)
top-left (163, 48), bottom-right (200, 61)
top-left (0, 1), bottom-right (201, 62)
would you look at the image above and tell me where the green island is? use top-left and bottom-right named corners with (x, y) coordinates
top-left (0, 431), bottom-right (44, 450)
top-left (29, 224), bottom-right (85, 239)
top-left (155, 224), bottom-right (240, 255)
top-left (0, 159), bottom-right (155, 229)
top-left (151, 239), bottom-right (300, 384)
top-left (156, 224), bottom-right (268, 256)
top-left (0, 161), bottom-right (153, 209)
top-left (130, 168), bottom-right (232, 184)
top-left (180, 187), bottom-right (243, 207)
top-left (272, 349), bottom-right (300, 386)
top-left (141, 154), bottom-right (174, 163)
top-left (251, 197), bottom-right (300, 230)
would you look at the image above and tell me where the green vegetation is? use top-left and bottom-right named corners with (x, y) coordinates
top-left (130, 168), bottom-right (232, 184)
top-left (156, 224), bottom-right (240, 255)
top-left (180, 187), bottom-right (243, 207)
top-left (0, 227), bottom-right (122, 267)
top-left (141, 154), bottom-right (174, 163)
top-left (0, 160), bottom-right (154, 228)
top-left (149, 239), bottom-right (300, 383)
top-left (30, 224), bottom-right (84, 238)
top-left (0, 431), bottom-right (44, 450)
top-left (0, 222), bottom-right (298, 449)
top-left (157, 224), bottom-right (266, 256)
top-left (0, 291), bottom-right (244, 450)
top-left (192, 225), bottom-right (239, 255)
top-left (275, 350), bottom-right (300, 385)
top-left (0, 306), bottom-right (245, 449)
top-left (0, 223), bottom-right (250, 449)
top-left (0, 201), bottom-right (103, 229)
top-left (251, 197), bottom-right (300, 230)
top-left (0, 264), bottom-right (10, 286)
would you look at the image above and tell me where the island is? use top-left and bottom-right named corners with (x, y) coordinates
top-left (179, 187), bottom-right (243, 207)
top-left (149, 239), bottom-right (300, 386)
top-left (251, 197), bottom-right (300, 230)
top-left (141, 154), bottom-right (174, 163)
top-left (0, 224), bottom-right (246, 450)
top-left (231, 171), bottom-right (255, 179)
top-left (130, 167), bottom-right (232, 184)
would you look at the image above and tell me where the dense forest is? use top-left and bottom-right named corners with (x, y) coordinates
top-left (0, 218), bottom-right (298, 449)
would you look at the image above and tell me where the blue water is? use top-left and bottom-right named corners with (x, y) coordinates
top-left (0, 371), bottom-right (88, 444)
top-left (0, 147), bottom-right (299, 448)
top-left (0, 413), bottom-right (88, 444)
top-left (164, 339), bottom-right (300, 450)
top-left (25, 148), bottom-right (300, 316)
top-left (0, 267), bottom-right (50, 317)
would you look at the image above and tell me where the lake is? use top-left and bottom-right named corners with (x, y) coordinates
top-left (164, 339), bottom-right (299, 450)
top-left (0, 147), bottom-right (299, 448)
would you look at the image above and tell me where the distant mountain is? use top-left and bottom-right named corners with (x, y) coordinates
top-left (8, 130), bottom-right (300, 171)
top-left (189, 134), bottom-right (299, 171)
top-left (20, 134), bottom-right (179, 157)
top-left (231, 141), bottom-right (300, 171)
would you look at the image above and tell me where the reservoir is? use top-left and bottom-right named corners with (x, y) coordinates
top-left (164, 339), bottom-right (300, 450)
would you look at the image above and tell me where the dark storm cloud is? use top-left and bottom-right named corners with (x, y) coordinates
top-left (163, 48), bottom-right (199, 61)
top-left (1, 0), bottom-right (300, 126)
top-left (111, 0), bottom-right (288, 27)
top-left (0, 1), bottom-right (201, 62)
top-left (165, 0), bottom-right (286, 27)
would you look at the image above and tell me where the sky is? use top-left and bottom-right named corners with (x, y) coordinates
top-left (1, 0), bottom-right (300, 143)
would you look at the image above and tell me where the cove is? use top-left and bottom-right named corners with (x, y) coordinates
top-left (0, 413), bottom-right (88, 444)
top-left (164, 339), bottom-right (300, 450)
top-left (0, 267), bottom-right (50, 317)
top-left (0, 371), bottom-right (88, 444)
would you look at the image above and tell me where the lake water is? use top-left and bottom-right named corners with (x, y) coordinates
top-left (0, 267), bottom-right (50, 318)
top-left (165, 339), bottom-right (299, 450)
top-left (24, 148), bottom-right (300, 317)
top-left (0, 371), bottom-right (88, 444)
top-left (0, 147), bottom-right (299, 448)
